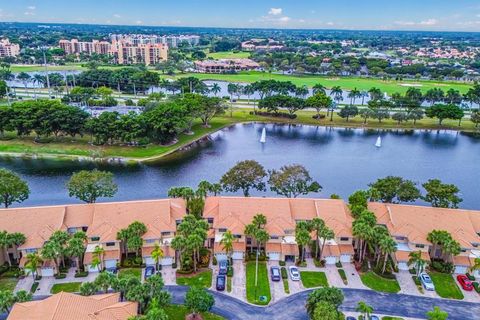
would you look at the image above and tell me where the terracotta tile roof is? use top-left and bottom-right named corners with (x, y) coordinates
top-left (7, 292), bottom-right (137, 320)
top-left (368, 203), bottom-right (480, 249)
top-left (142, 245), bottom-right (173, 257)
top-left (266, 243), bottom-right (282, 252)
top-left (453, 255), bottom-right (472, 266)
top-left (394, 250), bottom-right (430, 262)
top-left (214, 241), bottom-right (245, 253)
top-left (323, 245), bottom-right (340, 257)
top-left (83, 249), bottom-right (120, 265)
top-left (204, 197), bottom-right (352, 238)
top-left (338, 244), bottom-right (355, 255)
top-left (281, 243), bottom-right (298, 256)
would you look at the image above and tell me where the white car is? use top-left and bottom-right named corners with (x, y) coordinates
top-left (288, 266), bottom-right (300, 281)
top-left (419, 272), bottom-right (435, 291)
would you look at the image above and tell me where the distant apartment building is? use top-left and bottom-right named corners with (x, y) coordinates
top-left (241, 38), bottom-right (284, 51)
top-left (59, 38), bottom-right (168, 65)
top-left (0, 39), bottom-right (20, 57)
top-left (194, 58), bottom-right (260, 73)
top-left (110, 34), bottom-right (200, 48)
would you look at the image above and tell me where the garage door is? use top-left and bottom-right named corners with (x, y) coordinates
top-left (88, 265), bottom-right (100, 272)
top-left (268, 252), bottom-right (281, 261)
top-left (144, 257), bottom-right (155, 266)
top-left (340, 254), bottom-right (351, 263)
top-left (215, 253), bottom-right (227, 261)
top-left (41, 267), bottom-right (54, 277)
top-left (325, 256), bottom-right (337, 265)
top-left (105, 259), bottom-right (117, 269)
top-left (232, 251), bottom-right (244, 260)
top-left (161, 257), bottom-right (173, 266)
top-left (398, 262), bottom-right (409, 271)
top-left (454, 265), bottom-right (468, 274)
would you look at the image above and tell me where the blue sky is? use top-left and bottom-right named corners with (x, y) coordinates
top-left (1, 0), bottom-right (480, 31)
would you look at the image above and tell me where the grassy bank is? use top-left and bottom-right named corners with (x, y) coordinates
top-left (9, 63), bottom-right (86, 73)
top-left (167, 71), bottom-right (472, 94)
top-left (246, 261), bottom-right (271, 305)
top-left (0, 108), bottom-right (478, 161)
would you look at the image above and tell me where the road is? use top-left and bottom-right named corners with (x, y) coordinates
top-left (165, 286), bottom-right (480, 320)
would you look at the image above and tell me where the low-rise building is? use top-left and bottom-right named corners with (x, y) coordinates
top-left (8, 292), bottom-right (137, 320)
top-left (194, 59), bottom-right (260, 73)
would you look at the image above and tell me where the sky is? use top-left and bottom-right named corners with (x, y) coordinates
top-left (1, 0), bottom-right (480, 32)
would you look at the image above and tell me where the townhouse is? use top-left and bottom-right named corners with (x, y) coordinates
top-left (369, 203), bottom-right (480, 275)
top-left (203, 197), bottom-right (355, 265)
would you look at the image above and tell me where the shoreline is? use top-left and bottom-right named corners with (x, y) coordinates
top-left (0, 119), bottom-right (478, 164)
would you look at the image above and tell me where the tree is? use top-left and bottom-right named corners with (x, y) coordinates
top-left (0, 290), bottom-right (14, 314)
top-left (184, 286), bottom-right (214, 319)
top-left (92, 245), bottom-right (105, 271)
top-left (0, 232), bottom-right (25, 266)
top-left (312, 301), bottom-right (343, 320)
top-left (24, 252), bottom-right (43, 280)
top-left (94, 271), bottom-right (116, 293)
top-left (359, 108), bottom-right (374, 124)
top-left (0, 168), bottom-right (30, 208)
top-left (306, 92), bottom-right (333, 120)
top-left (66, 233), bottom-right (86, 272)
top-left (41, 240), bottom-right (62, 274)
top-left (425, 104), bottom-right (464, 125)
top-left (408, 251), bottom-right (427, 276)
top-left (378, 235), bottom-right (396, 274)
top-left (426, 306), bottom-right (448, 320)
top-left (67, 169), bottom-right (118, 203)
top-left (422, 179), bottom-right (462, 208)
top-left (338, 105), bottom-right (358, 122)
top-left (356, 301), bottom-right (374, 320)
top-left (295, 224), bottom-right (311, 263)
top-left (368, 176), bottom-right (420, 203)
top-left (306, 287), bottom-right (344, 318)
top-left (471, 110), bottom-right (480, 128)
top-left (221, 160), bottom-right (266, 197)
top-left (220, 230), bottom-right (234, 261)
top-left (210, 83), bottom-right (221, 96)
top-left (151, 243), bottom-right (164, 272)
top-left (268, 164), bottom-right (321, 198)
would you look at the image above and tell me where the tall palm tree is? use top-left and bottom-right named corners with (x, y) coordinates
top-left (16, 72), bottom-right (31, 97)
top-left (348, 88), bottom-right (360, 105)
top-left (378, 235), bottom-right (397, 274)
top-left (442, 238), bottom-right (461, 263)
top-left (356, 301), bottom-right (373, 319)
top-left (470, 257), bottom-right (480, 276)
top-left (310, 218), bottom-right (325, 259)
top-left (295, 226), bottom-right (311, 263)
top-left (244, 224), bottom-right (257, 254)
top-left (426, 306), bottom-right (448, 320)
top-left (427, 230), bottom-right (445, 259)
top-left (25, 252), bottom-right (43, 280)
top-left (312, 83), bottom-right (326, 95)
top-left (360, 90), bottom-right (369, 105)
top-left (220, 230), bottom-right (234, 261)
top-left (210, 83), bottom-right (221, 97)
top-left (329, 86), bottom-right (343, 121)
top-left (93, 245), bottom-right (105, 271)
top-left (318, 227), bottom-right (335, 262)
top-left (66, 237), bottom-right (86, 272)
top-left (151, 243), bottom-right (164, 272)
top-left (408, 251), bottom-right (427, 276)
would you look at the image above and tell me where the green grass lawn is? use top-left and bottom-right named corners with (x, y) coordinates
top-left (164, 305), bottom-right (225, 320)
top-left (360, 271), bottom-right (401, 293)
top-left (246, 261), bottom-right (271, 305)
top-left (167, 71), bottom-right (472, 94)
top-left (176, 270), bottom-right (212, 288)
top-left (300, 271), bottom-right (329, 288)
top-left (382, 317), bottom-right (404, 320)
top-left (283, 278), bottom-right (290, 294)
top-left (206, 51), bottom-right (251, 60)
top-left (10, 63), bottom-right (86, 73)
top-left (0, 277), bottom-right (18, 291)
top-left (429, 272), bottom-right (464, 299)
top-left (118, 268), bottom-right (142, 280)
top-left (50, 282), bottom-right (82, 294)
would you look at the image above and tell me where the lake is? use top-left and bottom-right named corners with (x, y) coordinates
top-left (1, 123), bottom-right (479, 209)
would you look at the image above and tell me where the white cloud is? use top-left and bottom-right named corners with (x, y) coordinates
top-left (419, 18), bottom-right (438, 26)
top-left (395, 18), bottom-right (438, 26)
top-left (326, 22), bottom-right (334, 26)
top-left (27, 6), bottom-right (36, 10)
top-left (113, 14), bottom-right (121, 18)
top-left (24, 11), bottom-right (35, 16)
top-left (268, 8), bottom-right (282, 16)
top-left (135, 20), bottom-right (143, 25)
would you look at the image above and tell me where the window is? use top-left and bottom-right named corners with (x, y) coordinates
top-left (270, 235), bottom-right (279, 240)
top-left (415, 244), bottom-right (425, 248)
top-left (461, 249), bottom-right (467, 253)
top-left (161, 232), bottom-right (171, 236)
top-left (340, 237), bottom-right (349, 241)
top-left (246, 238), bottom-right (252, 245)
top-left (25, 248), bottom-right (37, 254)
top-left (284, 229), bottom-right (293, 235)
top-left (396, 236), bottom-right (406, 241)
top-left (219, 228), bottom-right (227, 233)
top-left (91, 236), bottom-right (100, 242)
top-left (106, 242), bottom-right (115, 247)
top-left (233, 234), bottom-right (241, 239)
top-left (67, 227), bottom-right (77, 234)
top-left (145, 239), bottom-right (156, 244)
top-left (175, 220), bottom-right (182, 225)
top-left (207, 218), bottom-right (214, 224)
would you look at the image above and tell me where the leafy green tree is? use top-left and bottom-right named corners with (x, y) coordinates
top-left (67, 169), bottom-right (118, 203)
top-left (24, 252), bottom-right (43, 280)
top-left (221, 160), bottom-right (266, 197)
top-left (312, 301), bottom-right (343, 320)
top-left (408, 251), bottom-right (427, 276)
top-left (14, 290), bottom-right (32, 303)
top-left (125, 282), bottom-right (149, 314)
top-left (471, 110), bottom-right (480, 128)
top-left (425, 104), bottom-right (464, 125)
top-left (426, 306), bottom-right (448, 320)
top-left (305, 287), bottom-right (344, 318)
top-left (220, 230), bottom-right (234, 261)
top-left (268, 164), bottom-right (321, 198)
top-left (185, 286), bottom-right (214, 318)
top-left (368, 176), bottom-right (420, 203)
top-left (295, 224), bottom-right (311, 263)
top-left (338, 105), bottom-right (358, 122)
top-left (95, 271), bottom-right (116, 293)
top-left (151, 244), bottom-right (164, 272)
top-left (356, 301), bottom-right (374, 319)
top-left (306, 92), bottom-right (333, 120)
top-left (422, 179), bottom-right (462, 208)
top-left (0, 168), bottom-right (30, 208)
top-left (0, 290), bottom-right (14, 314)
top-left (173, 215), bottom-right (208, 272)
top-left (141, 102), bottom-right (189, 144)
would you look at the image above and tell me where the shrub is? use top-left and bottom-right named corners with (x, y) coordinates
top-left (338, 269), bottom-right (348, 284)
top-left (412, 276), bottom-right (421, 286)
top-left (35, 275), bottom-right (42, 281)
top-left (212, 256), bottom-right (217, 266)
top-left (227, 266), bottom-right (234, 277)
top-left (312, 114), bottom-right (326, 119)
top-left (335, 261), bottom-right (342, 268)
top-left (473, 282), bottom-right (480, 293)
top-left (249, 111), bottom-right (297, 119)
top-left (466, 273), bottom-right (475, 281)
top-left (30, 282), bottom-right (39, 293)
top-left (0, 264), bottom-right (9, 276)
top-left (430, 261), bottom-right (454, 274)
top-left (409, 268), bottom-right (417, 275)
top-left (281, 267), bottom-right (288, 279)
top-left (296, 260), bottom-right (307, 267)
top-left (279, 261), bottom-right (286, 267)
top-left (172, 262), bottom-right (177, 269)
top-left (55, 273), bottom-right (67, 280)
top-left (313, 259), bottom-right (325, 268)
top-left (125, 99), bottom-right (136, 106)
top-left (176, 269), bottom-right (194, 275)
top-left (74, 271), bottom-right (89, 278)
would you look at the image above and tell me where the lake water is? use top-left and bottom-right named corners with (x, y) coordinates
top-left (1, 123), bottom-right (479, 209)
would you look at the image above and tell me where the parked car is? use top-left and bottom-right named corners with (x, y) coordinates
top-left (419, 272), bottom-right (435, 291)
top-left (216, 275), bottom-right (226, 291)
top-left (288, 266), bottom-right (300, 281)
top-left (370, 316), bottom-right (380, 320)
top-left (457, 274), bottom-right (474, 291)
top-left (105, 267), bottom-right (117, 274)
top-left (345, 317), bottom-right (356, 320)
top-left (144, 266), bottom-right (155, 279)
top-left (219, 260), bottom-right (228, 275)
top-left (270, 266), bottom-right (281, 281)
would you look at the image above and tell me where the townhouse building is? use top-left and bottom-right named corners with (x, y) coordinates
top-left (369, 203), bottom-right (480, 275)
top-left (203, 197), bottom-right (355, 265)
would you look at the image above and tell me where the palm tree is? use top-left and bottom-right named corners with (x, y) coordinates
top-left (470, 257), bottom-right (480, 276)
top-left (310, 218), bottom-right (325, 260)
top-left (312, 83), bottom-right (326, 95)
top-left (295, 225), bottom-right (311, 263)
top-left (442, 238), bottom-right (461, 263)
top-left (151, 243), bottom-right (164, 272)
top-left (220, 230), bottom-right (234, 261)
top-left (356, 301), bottom-right (373, 319)
top-left (244, 84), bottom-right (255, 109)
top-left (93, 245), bottom-right (105, 271)
top-left (427, 230), bottom-right (445, 259)
top-left (426, 306), bottom-right (448, 320)
top-left (378, 236), bottom-right (397, 274)
top-left (360, 90), bottom-right (369, 105)
top-left (210, 83), bottom-right (221, 97)
top-left (408, 251), bottom-right (427, 276)
top-left (329, 86), bottom-right (343, 121)
top-left (244, 224), bottom-right (257, 254)
top-left (16, 72), bottom-right (31, 97)
top-left (348, 88), bottom-right (360, 105)
top-left (41, 241), bottom-right (61, 274)
top-left (25, 252), bottom-right (43, 280)
top-left (255, 229), bottom-right (269, 255)
top-left (227, 83), bottom-right (238, 101)
top-left (66, 237), bottom-right (86, 272)
top-left (318, 227), bottom-right (335, 262)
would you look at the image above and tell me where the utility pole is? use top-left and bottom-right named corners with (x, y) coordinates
top-left (42, 47), bottom-right (51, 97)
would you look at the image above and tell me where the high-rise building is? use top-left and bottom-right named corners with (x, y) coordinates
top-left (112, 43), bottom-right (168, 65)
top-left (0, 39), bottom-right (20, 57)
top-left (59, 39), bottom-right (111, 55)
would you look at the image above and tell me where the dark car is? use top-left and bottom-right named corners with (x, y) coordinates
top-left (144, 266), bottom-right (155, 279)
top-left (345, 317), bottom-right (356, 320)
top-left (457, 274), bottom-right (474, 291)
top-left (270, 266), bottom-right (281, 281)
top-left (219, 260), bottom-right (228, 275)
top-left (216, 275), bottom-right (226, 291)
top-left (106, 267), bottom-right (117, 274)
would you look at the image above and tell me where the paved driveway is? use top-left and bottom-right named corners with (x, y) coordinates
top-left (267, 261), bottom-right (285, 302)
